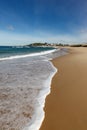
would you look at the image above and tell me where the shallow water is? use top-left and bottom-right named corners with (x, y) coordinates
top-left (0, 48), bottom-right (68, 130)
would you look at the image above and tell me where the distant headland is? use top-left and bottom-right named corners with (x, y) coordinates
top-left (24, 42), bottom-right (87, 47)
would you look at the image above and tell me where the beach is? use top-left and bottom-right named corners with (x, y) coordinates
top-left (40, 47), bottom-right (87, 130)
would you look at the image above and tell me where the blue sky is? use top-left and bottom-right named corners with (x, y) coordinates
top-left (0, 0), bottom-right (87, 45)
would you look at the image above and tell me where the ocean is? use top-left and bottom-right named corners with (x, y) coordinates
top-left (0, 46), bottom-right (67, 130)
top-left (0, 46), bottom-right (55, 59)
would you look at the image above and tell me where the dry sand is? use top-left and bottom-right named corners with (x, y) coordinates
top-left (40, 47), bottom-right (87, 130)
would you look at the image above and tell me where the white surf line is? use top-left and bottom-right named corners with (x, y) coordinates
top-left (0, 49), bottom-right (59, 61)
top-left (24, 61), bottom-right (57, 130)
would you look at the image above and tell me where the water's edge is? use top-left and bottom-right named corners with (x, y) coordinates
top-left (0, 47), bottom-right (68, 130)
top-left (23, 61), bottom-right (57, 130)
top-left (23, 48), bottom-right (68, 130)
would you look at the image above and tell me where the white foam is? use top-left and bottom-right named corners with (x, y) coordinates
top-left (24, 61), bottom-right (57, 130)
top-left (0, 48), bottom-right (67, 130)
top-left (0, 49), bottom-right (58, 61)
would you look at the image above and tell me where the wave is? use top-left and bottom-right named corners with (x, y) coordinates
top-left (0, 49), bottom-right (58, 61)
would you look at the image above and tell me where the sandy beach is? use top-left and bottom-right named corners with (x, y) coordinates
top-left (40, 47), bottom-right (87, 130)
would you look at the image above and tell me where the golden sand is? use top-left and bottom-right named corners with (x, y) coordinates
top-left (40, 47), bottom-right (87, 130)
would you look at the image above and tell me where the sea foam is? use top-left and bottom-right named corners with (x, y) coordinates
top-left (24, 61), bottom-right (57, 130)
top-left (0, 48), bottom-right (68, 130)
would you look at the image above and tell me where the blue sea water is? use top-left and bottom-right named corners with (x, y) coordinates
top-left (0, 46), bottom-right (54, 58)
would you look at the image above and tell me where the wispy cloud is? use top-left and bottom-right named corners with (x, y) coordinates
top-left (6, 25), bottom-right (15, 31)
top-left (79, 29), bottom-right (87, 34)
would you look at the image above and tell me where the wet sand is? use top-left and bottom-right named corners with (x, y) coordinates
top-left (40, 47), bottom-right (87, 130)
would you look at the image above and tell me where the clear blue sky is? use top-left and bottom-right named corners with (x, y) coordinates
top-left (0, 0), bottom-right (87, 45)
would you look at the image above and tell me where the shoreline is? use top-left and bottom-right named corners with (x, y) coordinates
top-left (40, 47), bottom-right (87, 130)
top-left (0, 48), bottom-right (68, 130)
top-left (0, 48), bottom-right (60, 130)
top-left (23, 48), bottom-right (68, 130)
top-left (24, 60), bottom-right (57, 130)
